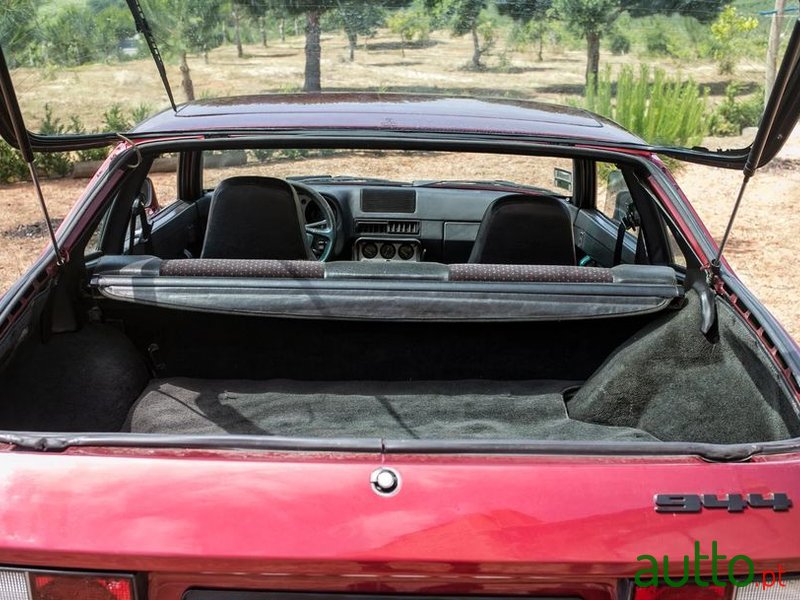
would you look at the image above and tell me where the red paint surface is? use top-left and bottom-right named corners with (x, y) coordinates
top-left (0, 448), bottom-right (796, 599)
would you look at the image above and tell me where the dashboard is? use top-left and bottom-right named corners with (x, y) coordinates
top-left (299, 184), bottom-right (527, 264)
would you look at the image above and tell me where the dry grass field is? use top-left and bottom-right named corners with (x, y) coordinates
top-left (1, 29), bottom-right (798, 342)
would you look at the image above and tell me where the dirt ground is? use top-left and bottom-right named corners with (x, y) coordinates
top-left (1, 29), bottom-right (797, 341)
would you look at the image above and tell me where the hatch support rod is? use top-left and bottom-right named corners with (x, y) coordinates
top-left (0, 47), bottom-right (65, 266)
top-left (125, 0), bottom-right (177, 112)
top-left (711, 18), bottom-right (800, 275)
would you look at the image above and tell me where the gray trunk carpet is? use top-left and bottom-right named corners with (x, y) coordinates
top-left (125, 378), bottom-right (658, 441)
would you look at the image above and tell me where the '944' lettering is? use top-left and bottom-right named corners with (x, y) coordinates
top-left (655, 493), bottom-right (792, 513)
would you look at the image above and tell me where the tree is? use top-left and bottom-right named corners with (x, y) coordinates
top-left (552, 0), bottom-right (732, 89)
top-left (710, 5), bottom-right (758, 74)
top-left (140, 0), bottom-right (226, 101)
top-left (497, 0), bottom-right (552, 61)
top-left (426, 0), bottom-right (494, 69)
top-left (327, 2), bottom-right (386, 61)
top-left (387, 2), bottom-right (431, 56)
top-left (43, 3), bottom-right (99, 66)
top-left (269, 0), bottom-right (409, 92)
top-left (92, 1), bottom-right (138, 62)
top-left (0, 0), bottom-right (40, 67)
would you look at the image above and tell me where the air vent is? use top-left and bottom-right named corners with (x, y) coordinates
top-left (356, 220), bottom-right (420, 235)
top-left (361, 189), bottom-right (416, 213)
top-left (386, 221), bottom-right (419, 234)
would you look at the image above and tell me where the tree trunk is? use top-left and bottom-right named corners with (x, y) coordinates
top-left (471, 25), bottom-right (482, 69)
top-left (537, 35), bottom-right (543, 62)
top-left (294, 18), bottom-right (300, 37)
top-left (233, 9), bottom-right (243, 58)
top-left (347, 31), bottom-right (357, 62)
top-left (180, 51), bottom-right (195, 102)
top-left (279, 17), bottom-right (286, 42)
top-left (260, 16), bottom-right (268, 47)
top-left (585, 31), bottom-right (601, 91)
top-left (303, 10), bottom-right (322, 93)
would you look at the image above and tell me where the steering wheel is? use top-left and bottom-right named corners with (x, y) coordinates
top-left (290, 181), bottom-right (338, 262)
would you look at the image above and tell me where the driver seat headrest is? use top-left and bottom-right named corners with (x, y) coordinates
top-left (201, 176), bottom-right (313, 260)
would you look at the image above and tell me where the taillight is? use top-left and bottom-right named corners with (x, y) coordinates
top-left (0, 568), bottom-right (136, 600)
top-left (632, 577), bottom-right (800, 599)
top-left (634, 584), bottom-right (729, 599)
top-left (733, 577), bottom-right (800, 598)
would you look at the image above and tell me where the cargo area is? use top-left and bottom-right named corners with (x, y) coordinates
top-left (0, 291), bottom-right (797, 445)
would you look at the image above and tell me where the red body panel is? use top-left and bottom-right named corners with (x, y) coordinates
top-left (0, 447), bottom-right (798, 599)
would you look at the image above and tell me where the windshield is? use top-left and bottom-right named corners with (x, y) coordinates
top-left (0, 0), bottom-right (793, 152)
top-left (202, 149), bottom-right (573, 196)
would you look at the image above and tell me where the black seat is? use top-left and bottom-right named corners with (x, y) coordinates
top-left (468, 194), bottom-right (576, 265)
top-left (201, 176), bottom-right (313, 260)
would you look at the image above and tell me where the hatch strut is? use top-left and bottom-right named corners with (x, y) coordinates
top-left (0, 47), bottom-right (65, 266)
top-left (125, 0), bottom-right (177, 112)
top-left (711, 19), bottom-right (800, 278)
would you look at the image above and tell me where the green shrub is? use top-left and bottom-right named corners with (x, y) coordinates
top-left (103, 104), bottom-right (132, 132)
top-left (645, 28), bottom-right (671, 56)
top-left (67, 116), bottom-right (108, 162)
top-left (709, 83), bottom-right (764, 136)
top-left (387, 3), bottom-right (431, 45)
top-left (35, 105), bottom-right (73, 177)
top-left (0, 141), bottom-right (29, 184)
top-left (584, 65), bottom-right (709, 147)
top-left (610, 32), bottom-right (631, 55)
top-left (130, 103), bottom-right (153, 126)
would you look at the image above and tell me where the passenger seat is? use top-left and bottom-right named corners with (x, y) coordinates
top-left (468, 194), bottom-right (576, 265)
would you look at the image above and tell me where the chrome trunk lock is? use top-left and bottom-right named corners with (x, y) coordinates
top-left (370, 467), bottom-right (401, 496)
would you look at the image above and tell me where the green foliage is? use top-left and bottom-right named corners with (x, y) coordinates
top-left (0, 103), bottom-right (155, 183)
top-left (0, 142), bottom-right (29, 184)
top-left (551, 0), bottom-right (619, 39)
top-left (34, 105), bottom-right (73, 177)
top-left (93, 2), bottom-right (138, 61)
top-left (0, 0), bottom-right (40, 67)
top-left (552, 0), bottom-right (732, 86)
top-left (387, 2), bottom-right (431, 44)
top-left (102, 104), bottom-right (132, 132)
top-left (427, 0), bottom-right (485, 37)
top-left (139, 0), bottom-right (226, 57)
top-left (326, 2), bottom-right (386, 38)
top-left (583, 64), bottom-right (709, 147)
top-left (708, 82), bottom-right (764, 136)
top-left (42, 4), bottom-right (100, 66)
top-left (709, 5), bottom-right (758, 74)
top-left (130, 103), bottom-right (154, 125)
top-left (609, 31), bottom-right (630, 55)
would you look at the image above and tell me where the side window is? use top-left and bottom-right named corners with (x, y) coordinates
top-left (84, 204), bottom-right (111, 257)
top-left (147, 158), bottom-right (180, 217)
top-left (663, 224), bottom-right (688, 269)
top-left (596, 163), bottom-right (636, 232)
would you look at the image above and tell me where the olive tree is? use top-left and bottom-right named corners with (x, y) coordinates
top-left (552, 0), bottom-right (732, 89)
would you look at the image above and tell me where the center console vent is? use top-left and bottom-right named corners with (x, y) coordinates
top-left (356, 220), bottom-right (420, 235)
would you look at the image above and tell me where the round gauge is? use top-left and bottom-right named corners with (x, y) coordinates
top-left (362, 242), bottom-right (378, 259)
top-left (380, 243), bottom-right (396, 260)
top-left (398, 243), bottom-right (415, 260)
